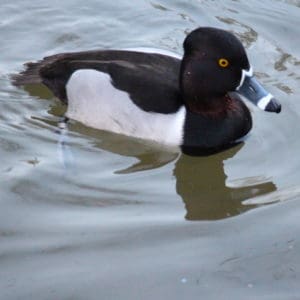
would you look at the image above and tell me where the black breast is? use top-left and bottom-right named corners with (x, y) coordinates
top-left (182, 100), bottom-right (252, 155)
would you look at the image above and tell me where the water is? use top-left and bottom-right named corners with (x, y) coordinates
top-left (1, 0), bottom-right (300, 299)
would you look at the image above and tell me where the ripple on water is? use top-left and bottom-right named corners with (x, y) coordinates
top-left (1, 1), bottom-right (300, 299)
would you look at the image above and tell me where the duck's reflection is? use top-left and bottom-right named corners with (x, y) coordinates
top-left (26, 85), bottom-right (277, 221)
top-left (70, 125), bottom-right (276, 220)
top-left (174, 145), bottom-right (276, 220)
top-left (44, 115), bottom-right (277, 220)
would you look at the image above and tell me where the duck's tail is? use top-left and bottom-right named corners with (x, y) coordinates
top-left (11, 53), bottom-right (71, 103)
top-left (12, 61), bottom-right (43, 86)
top-left (11, 54), bottom-right (62, 86)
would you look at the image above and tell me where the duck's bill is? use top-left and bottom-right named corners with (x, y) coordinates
top-left (236, 70), bottom-right (281, 113)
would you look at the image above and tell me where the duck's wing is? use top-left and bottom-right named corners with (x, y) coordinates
top-left (13, 50), bottom-right (183, 114)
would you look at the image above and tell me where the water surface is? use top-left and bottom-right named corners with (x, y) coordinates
top-left (1, 0), bottom-right (300, 299)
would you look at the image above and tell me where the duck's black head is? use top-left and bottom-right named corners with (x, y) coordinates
top-left (180, 27), bottom-right (281, 115)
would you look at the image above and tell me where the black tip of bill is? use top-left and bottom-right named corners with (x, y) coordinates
top-left (264, 97), bottom-right (281, 113)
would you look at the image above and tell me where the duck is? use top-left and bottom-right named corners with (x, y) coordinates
top-left (13, 27), bottom-right (281, 155)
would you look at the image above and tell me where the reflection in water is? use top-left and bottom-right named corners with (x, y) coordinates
top-left (24, 83), bottom-right (54, 100)
top-left (25, 86), bottom-right (276, 221)
top-left (59, 123), bottom-right (276, 220)
top-left (70, 124), bottom-right (179, 174)
top-left (174, 146), bottom-right (276, 220)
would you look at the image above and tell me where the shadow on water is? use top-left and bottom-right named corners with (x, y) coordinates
top-left (25, 85), bottom-right (277, 221)
top-left (174, 147), bottom-right (276, 220)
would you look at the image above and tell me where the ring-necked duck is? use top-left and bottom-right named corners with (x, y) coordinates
top-left (13, 27), bottom-right (281, 155)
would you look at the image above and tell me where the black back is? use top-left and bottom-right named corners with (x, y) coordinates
top-left (38, 50), bottom-right (182, 113)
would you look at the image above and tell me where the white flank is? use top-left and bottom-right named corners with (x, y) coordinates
top-left (66, 69), bottom-right (186, 146)
top-left (257, 93), bottom-right (273, 110)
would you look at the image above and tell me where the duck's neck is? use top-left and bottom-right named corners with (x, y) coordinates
top-left (179, 56), bottom-right (232, 118)
top-left (182, 99), bottom-right (252, 154)
top-left (179, 55), bottom-right (252, 154)
top-left (184, 94), bottom-right (237, 118)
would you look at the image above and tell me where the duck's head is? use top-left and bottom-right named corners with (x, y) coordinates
top-left (180, 27), bottom-right (281, 114)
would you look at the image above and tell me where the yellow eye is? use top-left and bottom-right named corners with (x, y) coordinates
top-left (218, 58), bottom-right (229, 68)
